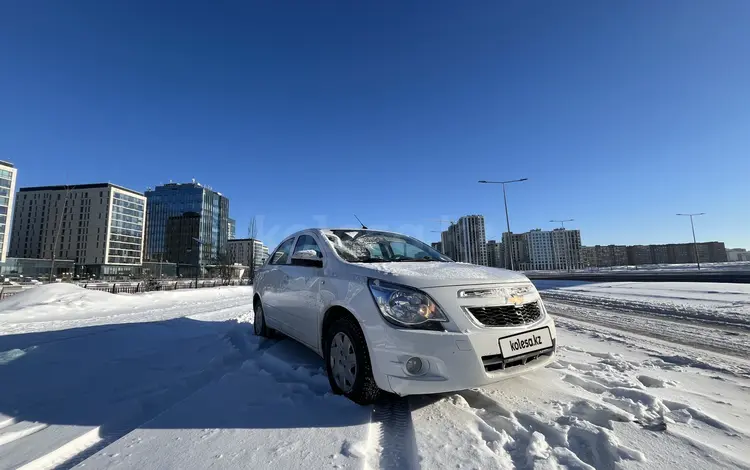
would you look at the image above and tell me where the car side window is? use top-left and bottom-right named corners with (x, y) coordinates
top-left (270, 238), bottom-right (295, 265)
top-left (293, 235), bottom-right (322, 258)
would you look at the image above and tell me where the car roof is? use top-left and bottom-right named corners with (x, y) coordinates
top-left (278, 228), bottom-right (408, 244)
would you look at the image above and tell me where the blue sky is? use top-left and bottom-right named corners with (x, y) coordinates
top-left (2, 1), bottom-right (749, 249)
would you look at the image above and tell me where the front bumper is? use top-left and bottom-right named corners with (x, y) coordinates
top-left (366, 315), bottom-right (557, 396)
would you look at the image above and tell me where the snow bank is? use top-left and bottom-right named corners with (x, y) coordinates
top-left (0, 285), bottom-right (253, 335)
top-left (0, 283), bottom-right (124, 313)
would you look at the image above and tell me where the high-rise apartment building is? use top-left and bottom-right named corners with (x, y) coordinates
top-left (431, 241), bottom-right (443, 254)
top-left (667, 243), bottom-right (692, 264)
top-left (590, 245), bottom-right (628, 267)
top-left (580, 246), bottom-right (597, 268)
top-left (486, 240), bottom-right (505, 268)
top-left (698, 242), bottom-right (728, 263)
top-left (650, 244), bottom-right (670, 264)
top-left (0, 161), bottom-right (18, 263)
top-left (580, 241), bottom-right (728, 267)
top-left (502, 232), bottom-right (526, 271)
top-left (8, 183), bottom-right (146, 277)
top-left (456, 215), bottom-right (487, 265)
top-left (145, 182), bottom-right (229, 271)
top-left (517, 229), bottom-right (582, 271)
top-left (550, 228), bottom-right (582, 270)
top-left (228, 218), bottom-right (236, 240)
top-left (627, 245), bottom-right (653, 265)
top-left (440, 215), bottom-right (487, 265)
top-left (441, 228), bottom-right (457, 261)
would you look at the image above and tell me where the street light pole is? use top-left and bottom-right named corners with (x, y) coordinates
top-left (677, 213), bottom-right (705, 270)
top-left (478, 178), bottom-right (528, 271)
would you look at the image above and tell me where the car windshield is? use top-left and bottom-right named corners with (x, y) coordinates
top-left (324, 230), bottom-right (451, 263)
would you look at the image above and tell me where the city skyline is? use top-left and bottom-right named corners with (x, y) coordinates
top-left (6, 170), bottom-right (749, 255)
top-left (1, 168), bottom-right (743, 275)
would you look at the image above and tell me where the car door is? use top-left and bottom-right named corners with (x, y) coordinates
top-left (275, 233), bottom-right (325, 349)
top-left (257, 236), bottom-right (296, 333)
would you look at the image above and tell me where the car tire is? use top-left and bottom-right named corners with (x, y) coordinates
top-left (324, 315), bottom-right (381, 405)
top-left (253, 299), bottom-right (273, 338)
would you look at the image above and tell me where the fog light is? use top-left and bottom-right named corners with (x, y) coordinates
top-left (405, 357), bottom-right (423, 375)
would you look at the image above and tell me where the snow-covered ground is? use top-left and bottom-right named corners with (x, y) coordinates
top-left (1, 283), bottom-right (749, 469)
top-left (536, 281), bottom-right (750, 328)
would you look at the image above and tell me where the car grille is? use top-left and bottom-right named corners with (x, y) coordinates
top-left (466, 302), bottom-right (543, 327)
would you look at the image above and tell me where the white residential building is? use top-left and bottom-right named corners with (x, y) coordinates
top-left (8, 183), bottom-right (146, 278)
top-left (0, 161), bottom-right (18, 263)
top-left (519, 228), bottom-right (582, 271)
top-left (726, 248), bottom-right (750, 262)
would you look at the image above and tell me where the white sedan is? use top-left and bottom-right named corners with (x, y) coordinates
top-left (253, 228), bottom-right (557, 404)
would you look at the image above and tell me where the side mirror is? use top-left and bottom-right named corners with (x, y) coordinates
top-left (291, 250), bottom-right (323, 268)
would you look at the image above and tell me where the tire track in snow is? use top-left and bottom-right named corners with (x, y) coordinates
top-left (371, 396), bottom-right (419, 470)
top-left (542, 292), bottom-right (750, 332)
top-left (546, 300), bottom-right (750, 360)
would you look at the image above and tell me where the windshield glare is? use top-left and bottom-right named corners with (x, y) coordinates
top-left (324, 230), bottom-right (450, 263)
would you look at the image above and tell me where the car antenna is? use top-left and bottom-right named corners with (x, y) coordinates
top-left (354, 214), bottom-right (368, 229)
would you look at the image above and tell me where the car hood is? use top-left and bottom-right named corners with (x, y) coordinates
top-left (350, 261), bottom-right (530, 289)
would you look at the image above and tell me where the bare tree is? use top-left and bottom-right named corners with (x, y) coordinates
top-left (49, 185), bottom-right (73, 282)
top-left (215, 252), bottom-right (233, 283)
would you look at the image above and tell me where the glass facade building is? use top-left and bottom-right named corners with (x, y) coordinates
top-left (145, 182), bottom-right (230, 270)
top-left (0, 161), bottom-right (18, 263)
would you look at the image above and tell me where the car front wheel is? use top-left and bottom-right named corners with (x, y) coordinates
top-left (253, 299), bottom-right (273, 338)
top-left (324, 316), bottom-right (381, 405)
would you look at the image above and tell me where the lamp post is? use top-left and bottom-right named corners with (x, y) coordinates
top-left (676, 213), bottom-right (705, 270)
top-left (478, 178), bottom-right (528, 270)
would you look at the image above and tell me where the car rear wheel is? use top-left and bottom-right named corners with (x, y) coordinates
top-left (253, 299), bottom-right (273, 338)
top-left (324, 316), bottom-right (381, 405)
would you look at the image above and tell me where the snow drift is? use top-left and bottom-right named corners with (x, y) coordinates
top-left (0, 283), bottom-right (122, 313)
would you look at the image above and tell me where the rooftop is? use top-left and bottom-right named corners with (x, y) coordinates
top-left (146, 180), bottom-right (223, 196)
top-left (18, 183), bottom-right (144, 196)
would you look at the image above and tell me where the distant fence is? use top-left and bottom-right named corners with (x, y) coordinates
top-left (0, 278), bottom-right (251, 300)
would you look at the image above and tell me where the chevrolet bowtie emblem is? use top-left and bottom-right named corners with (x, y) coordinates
top-left (508, 295), bottom-right (524, 306)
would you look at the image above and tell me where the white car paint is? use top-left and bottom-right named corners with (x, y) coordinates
top-left (254, 228), bottom-right (557, 396)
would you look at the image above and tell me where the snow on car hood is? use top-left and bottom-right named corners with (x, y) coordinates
top-left (353, 261), bottom-right (530, 288)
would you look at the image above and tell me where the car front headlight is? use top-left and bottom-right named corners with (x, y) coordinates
top-left (368, 279), bottom-right (448, 328)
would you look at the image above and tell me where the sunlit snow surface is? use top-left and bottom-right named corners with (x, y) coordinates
top-left (0, 282), bottom-right (748, 469)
